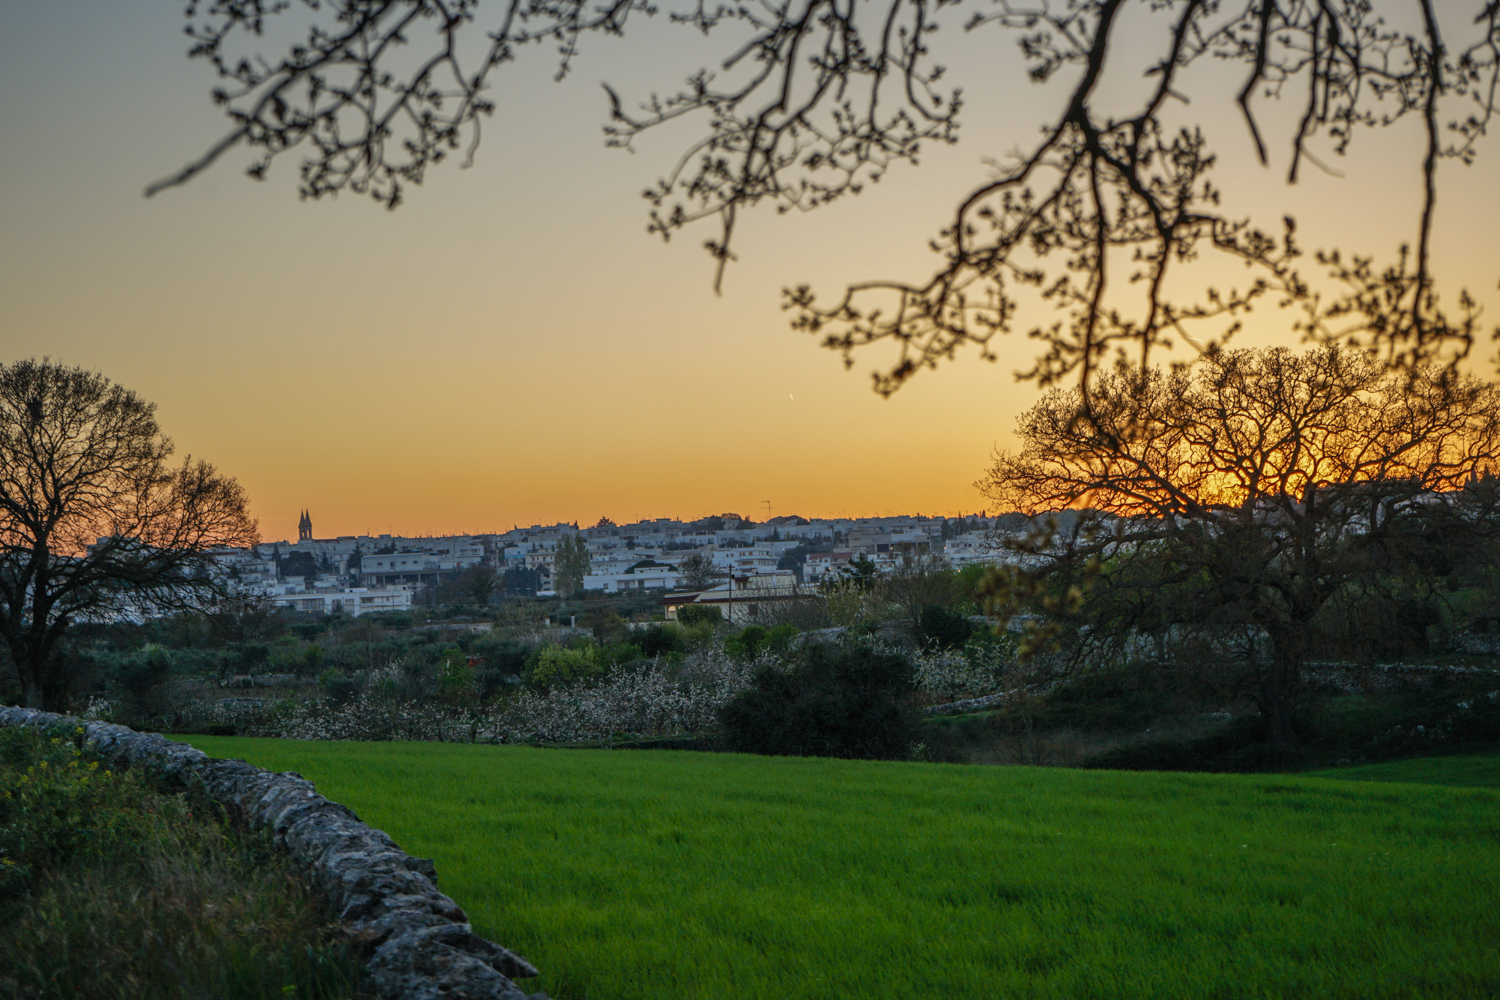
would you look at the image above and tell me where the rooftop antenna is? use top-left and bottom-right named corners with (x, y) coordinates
top-left (763, 500), bottom-right (772, 521)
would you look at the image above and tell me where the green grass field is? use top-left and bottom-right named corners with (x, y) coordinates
top-left (183, 737), bottom-right (1500, 1000)
top-left (1308, 753), bottom-right (1500, 789)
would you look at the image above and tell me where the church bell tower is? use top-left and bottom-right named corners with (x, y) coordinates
top-left (298, 509), bottom-right (313, 542)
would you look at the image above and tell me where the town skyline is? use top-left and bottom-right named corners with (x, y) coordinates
top-left (264, 505), bottom-right (1011, 546)
top-left (230, 505), bottom-right (1016, 617)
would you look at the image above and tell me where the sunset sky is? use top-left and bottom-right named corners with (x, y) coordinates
top-left (3, 2), bottom-right (1497, 543)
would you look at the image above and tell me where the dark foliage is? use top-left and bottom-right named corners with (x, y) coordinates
top-left (318, 670), bottom-right (362, 706)
top-left (432, 565), bottom-right (498, 608)
top-left (1077, 673), bottom-right (1500, 772)
top-left (234, 643), bottom-right (270, 673)
top-left (994, 665), bottom-right (1202, 735)
top-left (719, 643), bottom-right (917, 759)
top-left (634, 625), bottom-right (687, 658)
top-left (277, 551), bottom-right (318, 584)
top-left (914, 712), bottom-right (996, 765)
top-left (725, 625), bottom-right (798, 660)
top-left (919, 605), bottom-right (973, 651)
top-left (1340, 687), bottom-right (1500, 762)
top-left (676, 605), bottom-right (723, 627)
top-left (499, 567), bottom-right (543, 597)
top-left (1079, 716), bottom-right (1305, 772)
top-left (472, 639), bottom-right (533, 700)
top-left (284, 619), bottom-right (330, 641)
top-left (1311, 594), bottom-right (1446, 663)
top-left (103, 647), bottom-right (176, 728)
top-left (203, 594), bottom-right (282, 646)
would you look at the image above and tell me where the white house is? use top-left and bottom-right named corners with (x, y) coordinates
top-left (804, 551), bottom-right (855, 583)
top-left (268, 583), bottom-right (415, 617)
top-left (710, 546), bottom-right (782, 576)
top-left (664, 572), bottom-right (806, 623)
top-left (583, 563), bottom-right (685, 594)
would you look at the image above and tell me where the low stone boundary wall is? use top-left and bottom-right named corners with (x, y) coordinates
top-left (1303, 660), bottom-right (1487, 692)
top-left (0, 706), bottom-right (544, 1000)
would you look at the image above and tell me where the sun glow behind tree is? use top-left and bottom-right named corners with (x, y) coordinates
top-left (980, 345), bottom-right (1500, 742)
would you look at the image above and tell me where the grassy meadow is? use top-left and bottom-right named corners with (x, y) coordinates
top-left (184, 737), bottom-right (1500, 1000)
top-left (1309, 753), bottom-right (1500, 790)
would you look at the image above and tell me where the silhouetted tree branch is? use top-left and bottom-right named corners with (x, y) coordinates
top-left (157, 2), bottom-right (1499, 388)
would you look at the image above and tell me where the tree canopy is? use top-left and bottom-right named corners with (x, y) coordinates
top-left (980, 345), bottom-right (1500, 741)
top-left (0, 360), bottom-right (258, 708)
top-left (156, 2), bottom-right (1498, 394)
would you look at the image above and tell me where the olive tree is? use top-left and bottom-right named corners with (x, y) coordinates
top-left (0, 360), bottom-right (258, 709)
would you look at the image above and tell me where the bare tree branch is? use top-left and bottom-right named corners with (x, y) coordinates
top-left (158, 2), bottom-right (1500, 387)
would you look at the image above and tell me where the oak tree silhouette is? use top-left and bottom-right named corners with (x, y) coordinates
top-left (0, 360), bottom-right (258, 709)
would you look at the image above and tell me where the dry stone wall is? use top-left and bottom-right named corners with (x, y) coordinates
top-left (0, 706), bottom-right (545, 1000)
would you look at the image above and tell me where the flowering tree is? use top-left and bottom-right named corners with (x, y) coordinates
top-left (197, 648), bottom-right (763, 745)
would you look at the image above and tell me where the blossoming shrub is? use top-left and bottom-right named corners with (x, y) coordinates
top-left (909, 631), bottom-right (1016, 705)
top-left (185, 648), bottom-right (765, 746)
top-left (497, 650), bottom-right (761, 744)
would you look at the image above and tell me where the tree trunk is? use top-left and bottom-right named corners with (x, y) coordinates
top-left (1260, 629), bottom-right (1304, 745)
top-left (1260, 686), bottom-right (1298, 744)
top-left (7, 623), bottom-right (62, 711)
top-left (10, 640), bottom-right (43, 709)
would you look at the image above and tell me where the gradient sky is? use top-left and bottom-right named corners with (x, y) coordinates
top-left (2, 2), bottom-right (1496, 542)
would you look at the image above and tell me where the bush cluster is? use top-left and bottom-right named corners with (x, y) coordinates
top-left (719, 643), bottom-right (919, 759)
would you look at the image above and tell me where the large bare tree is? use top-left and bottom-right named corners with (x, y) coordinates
top-left (979, 346), bottom-right (1500, 742)
top-left (155, 2), bottom-right (1498, 391)
top-left (0, 360), bottom-right (259, 709)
